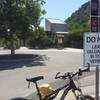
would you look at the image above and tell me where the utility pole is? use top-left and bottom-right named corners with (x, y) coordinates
top-left (90, 0), bottom-right (99, 100)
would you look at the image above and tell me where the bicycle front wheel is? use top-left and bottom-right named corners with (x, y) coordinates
top-left (78, 95), bottom-right (94, 100)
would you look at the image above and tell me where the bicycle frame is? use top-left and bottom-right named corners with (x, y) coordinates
top-left (26, 67), bottom-right (93, 100)
top-left (38, 74), bottom-right (83, 100)
top-left (59, 74), bottom-right (82, 100)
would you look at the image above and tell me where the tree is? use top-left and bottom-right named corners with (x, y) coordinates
top-left (69, 23), bottom-right (89, 36)
top-left (18, 0), bottom-right (46, 46)
top-left (0, 0), bottom-right (46, 55)
top-left (28, 27), bottom-right (51, 48)
top-left (65, 1), bottom-right (90, 36)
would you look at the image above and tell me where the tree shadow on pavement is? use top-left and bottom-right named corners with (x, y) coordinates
top-left (11, 97), bottom-right (30, 100)
top-left (0, 54), bottom-right (49, 71)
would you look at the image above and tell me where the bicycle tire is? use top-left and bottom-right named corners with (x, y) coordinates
top-left (78, 95), bottom-right (94, 100)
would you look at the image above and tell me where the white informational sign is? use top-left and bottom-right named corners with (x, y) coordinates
top-left (84, 32), bottom-right (100, 67)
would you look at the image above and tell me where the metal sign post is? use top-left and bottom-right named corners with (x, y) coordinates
top-left (91, 0), bottom-right (99, 99)
top-left (96, 67), bottom-right (99, 100)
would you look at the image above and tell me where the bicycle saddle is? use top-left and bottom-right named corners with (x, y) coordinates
top-left (26, 76), bottom-right (44, 83)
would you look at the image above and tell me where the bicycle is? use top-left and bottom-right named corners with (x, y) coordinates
top-left (26, 67), bottom-right (94, 100)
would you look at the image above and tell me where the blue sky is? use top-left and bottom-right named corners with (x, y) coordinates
top-left (40, 0), bottom-right (89, 27)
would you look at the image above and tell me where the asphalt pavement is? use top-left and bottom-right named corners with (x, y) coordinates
top-left (26, 69), bottom-right (98, 100)
top-left (0, 47), bottom-right (99, 100)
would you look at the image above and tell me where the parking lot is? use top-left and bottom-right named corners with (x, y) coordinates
top-left (0, 48), bottom-right (97, 100)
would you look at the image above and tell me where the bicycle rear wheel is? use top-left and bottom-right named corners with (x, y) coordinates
top-left (78, 95), bottom-right (94, 100)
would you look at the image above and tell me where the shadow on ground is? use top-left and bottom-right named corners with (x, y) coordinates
top-left (0, 54), bottom-right (49, 71)
top-left (11, 98), bottom-right (30, 100)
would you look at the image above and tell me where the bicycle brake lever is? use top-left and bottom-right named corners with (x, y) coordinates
top-left (87, 63), bottom-right (90, 72)
top-left (55, 72), bottom-right (60, 79)
top-left (28, 82), bottom-right (30, 88)
top-left (87, 66), bottom-right (90, 72)
top-left (78, 69), bottom-right (82, 76)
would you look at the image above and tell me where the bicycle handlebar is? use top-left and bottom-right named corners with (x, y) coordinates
top-left (55, 67), bottom-right (90, 79)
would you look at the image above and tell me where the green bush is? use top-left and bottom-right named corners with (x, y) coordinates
top-left (65, 34), bottom-right (83, 49)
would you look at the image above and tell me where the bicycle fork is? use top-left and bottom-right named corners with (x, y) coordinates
top-left (72, 88), bottom-right (85, 100)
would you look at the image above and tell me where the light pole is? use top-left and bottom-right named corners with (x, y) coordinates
top-left (7, 28), bottom-right (15, 55)
top-left (7, 28), bottom-right (11, 40)
top-left (7, 29), bottom-right (10, 34)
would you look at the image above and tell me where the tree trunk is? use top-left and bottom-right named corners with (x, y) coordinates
top-left (23, 39), bottom-right (26, 46)
top-left (10, 35), bottom-right (15, 55)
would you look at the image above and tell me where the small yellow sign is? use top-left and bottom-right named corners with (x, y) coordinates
top-left (58, 38), bottom-right (63, 43)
